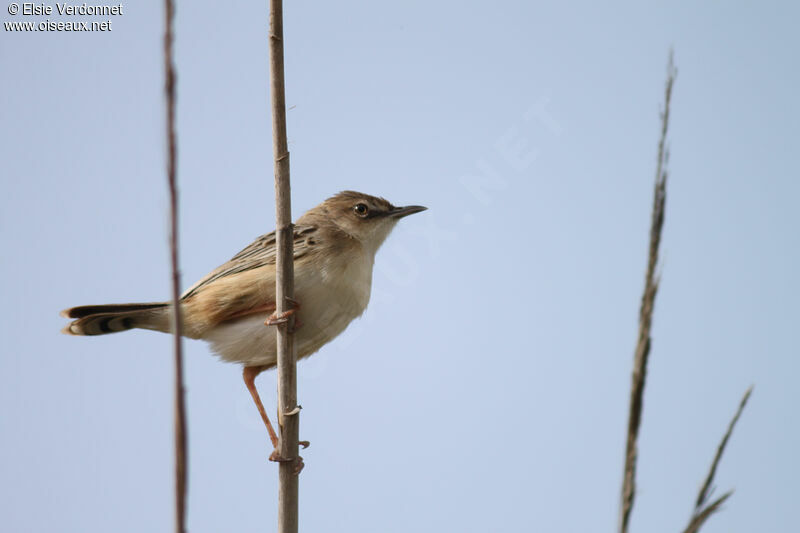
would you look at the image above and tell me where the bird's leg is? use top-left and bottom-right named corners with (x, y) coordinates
top-left (243, 365), bottom-right (279, 448)
top-left (264, 296), bottom-right (301, 328)
top-left (243, 365), bottom-right (308, 473)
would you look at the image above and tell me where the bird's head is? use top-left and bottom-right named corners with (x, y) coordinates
top-left (303, 191), bottom-right (427, 254)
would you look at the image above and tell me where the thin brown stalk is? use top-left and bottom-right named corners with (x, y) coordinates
top-left (682, 492), bottom-right (732, 533)
top-left (269, 0), bottom-right (300, 532)
top-left (681, 387), bottom-right (753, 533)
top-left (619, 51), bottom-right (677, 533)
top-left (163, 0), bottom-right (187, 532)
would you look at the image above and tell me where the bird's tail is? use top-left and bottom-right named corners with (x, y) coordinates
top-left (60, 303), bottom-right (171, 336)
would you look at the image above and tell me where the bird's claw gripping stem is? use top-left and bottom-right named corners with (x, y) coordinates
top-left (264, 296), bottom-right (301, 328)
top-left (269, 449), bottom-right (305, 474)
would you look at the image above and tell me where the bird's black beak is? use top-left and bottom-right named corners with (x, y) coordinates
top-left (390, 205), bottom-right (427, 219)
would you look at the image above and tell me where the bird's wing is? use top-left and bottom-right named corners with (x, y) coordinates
top-left (181, 224), bottom-right (319, 300)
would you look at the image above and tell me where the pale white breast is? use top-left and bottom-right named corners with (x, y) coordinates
top-left (202, 245), bottom-right (374, 367)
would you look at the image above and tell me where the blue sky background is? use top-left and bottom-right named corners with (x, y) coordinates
top-left (2, 2), bottom-right (798, 532)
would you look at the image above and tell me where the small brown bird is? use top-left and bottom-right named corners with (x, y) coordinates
top-left (61, 191), bottom-right (426, 459)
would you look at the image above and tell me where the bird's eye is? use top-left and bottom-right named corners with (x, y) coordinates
top-left (353, 203), bottom-right (369, 217)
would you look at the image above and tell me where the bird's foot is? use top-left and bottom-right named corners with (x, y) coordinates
top-left (269, 449), bottom-right (305, 474)
top-left (264, 297), bottom-right (302, 330)
top-left (264, 309), bottom-right (295, 326)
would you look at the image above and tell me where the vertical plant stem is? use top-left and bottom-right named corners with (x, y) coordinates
top-left (681, 386), bottom-right (753, 533)
top-left (163, 0), bottom-right (187, 532)
top-left (268, 0), bottom-right (299, 532)
top-left (619, 51), bottom-right (676, 533)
